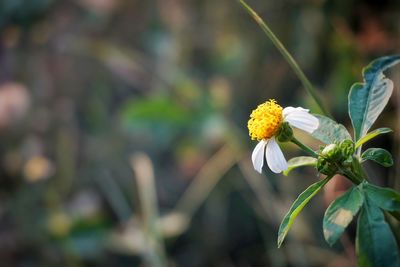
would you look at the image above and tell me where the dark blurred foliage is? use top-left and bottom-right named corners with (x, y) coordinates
top-left (0, 0), bottom-right (400, 266)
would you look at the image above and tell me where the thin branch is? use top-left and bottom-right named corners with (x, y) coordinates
top-left (238, 0), bottom-right (332, 117)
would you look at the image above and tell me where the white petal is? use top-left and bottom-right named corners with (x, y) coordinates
top-left (265, 137), bottom-right (288, 173)
top-left (283, 106), bottom-right (309, 117)
top-left (251, 140), bottom-right (268, 173)
top-left (283, 108), bottom-right (319, 133)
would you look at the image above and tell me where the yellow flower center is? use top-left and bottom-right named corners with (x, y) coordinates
top-left (247, 99), bottom-right (283, 141)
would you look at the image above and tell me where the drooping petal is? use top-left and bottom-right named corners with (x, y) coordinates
top-left (265, 137), bottom-right (288, 173)
top-left (283, 107), bottom-right (319, 133)
top-left (251, 140), bottom-right (268, 173)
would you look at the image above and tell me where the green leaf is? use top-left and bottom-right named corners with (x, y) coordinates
top-left (363, 183), bottom-right (400, 212)
top-left (355, 128), bottom-right (392, 149)
top-left (283, 156), bottom-right (317, 176)
top-left (356, 197), bottom-right (400, 267)
top-left (349, 55), bottom-right (400, 142)
top-left (361, 148), bottom-right (393, 167)
top-left (323, 186), bottom-right (363, 246)
top-left (277, 176), bottom-right (331, 247)
top-left (311, 114), bottom-right (352, 144)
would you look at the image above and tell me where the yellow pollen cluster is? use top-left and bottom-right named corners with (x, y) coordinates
top-left (247, 99), bottom-right (283, 141)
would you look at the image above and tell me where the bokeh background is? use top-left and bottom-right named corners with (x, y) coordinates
top-left (0, 0), bottom-right (400, 266)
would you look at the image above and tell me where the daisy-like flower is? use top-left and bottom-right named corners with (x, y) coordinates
top-left (248, 99), bottom-right (319, 173)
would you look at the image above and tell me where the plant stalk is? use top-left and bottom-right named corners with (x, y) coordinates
top-left (291, 137), bottom-right (318, 157)
top-left (340, 168), bottom-right (363, 185)
top-left (238, 0), bottom-right (332, 117)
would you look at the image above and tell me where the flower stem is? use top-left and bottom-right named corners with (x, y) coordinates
top-left (340, 168), bottom-right (363, 185)
top-left (291, 137), bottom-right (318, 157)
top-left (238, 0), bottom-right (332, 118)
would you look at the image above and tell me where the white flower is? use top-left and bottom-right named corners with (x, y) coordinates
top-left (248, 100), bottom-right (319, 173)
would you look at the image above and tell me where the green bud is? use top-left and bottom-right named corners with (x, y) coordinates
top-left (316, 140), bottom-right (356, 175)
top-left (276, 122), bottom-right (293, 142)
top-left (321, 144), bottom-right (342, 161)
top-left (339, 139), bottom-right (355, 158)
top-left (342, 157), bottom-right (353, 168)
top-left (316, 157), bottom-right (337, 175)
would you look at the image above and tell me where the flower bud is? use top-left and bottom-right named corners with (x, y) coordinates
top-left (316, 140), bottom-right (356, 175)
top-left (317, 143), bottom-right (341, 175)
top-left (339, 139), bottom-right (355, 158)
top-left (276, 122), bottom-right (293, 142)
top-left (316, 157), bottom-right (337, 175)
top-left (321, 143), bottom-right (342, 161)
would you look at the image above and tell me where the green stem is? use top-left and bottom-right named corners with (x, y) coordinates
top-left (238, 0), bottom-right (332, 117)
top-left (340, 168), bottom-right (363, 185)
top-left (291, 137), bottom-right (318, 157)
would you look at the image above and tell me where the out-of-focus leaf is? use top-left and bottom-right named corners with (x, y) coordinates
top-left (283, 156), bottom-right (317, 176)
top-left (361, 148), bottom-right (393, 167)
top-left (363, 183), bottom-right (400, 212)
top-left (120, 97), bottom-right (191, 125)
top-left (323, 186), bottom-right (363, 246)
top-left (119, 97), bottom-right (195, 147)
top-left (355, 128), bottom-right (392, 148)
top-left (119, 96), bottom-right (195, 136)
top-left (356, 197), bottom-right (400, 267)
top-left (311, 114), bottom-right (352, 144)
top-left (349, 55), bottom-right (400, 142)
top-left (277, 175), bottom-right (331, 248)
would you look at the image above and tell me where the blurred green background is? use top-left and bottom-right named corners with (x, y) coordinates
top-left (0, 0), bottom-right (400, 266)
